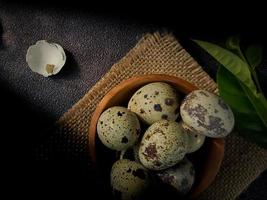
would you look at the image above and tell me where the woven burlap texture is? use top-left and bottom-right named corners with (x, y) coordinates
top-left (56, 32), bottom-right (267, 199)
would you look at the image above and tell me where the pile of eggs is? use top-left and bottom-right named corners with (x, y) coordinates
top-left (97, 82), bottom-right (234, 200)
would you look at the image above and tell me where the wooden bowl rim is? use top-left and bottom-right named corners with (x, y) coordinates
top-left (88, 74), bottom-right (225, 198)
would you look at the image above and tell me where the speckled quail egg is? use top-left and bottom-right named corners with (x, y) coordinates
top-left (180, 122), bottom-right (205, 153)
top-left (180, 90), bottom-right (235, 138)
top-left (138, 120), bottom-right (188, 170)
top-left (97, 106), bottom-right (141, 151)
top-left (111, 159), bottom-right (151, 200)
top-left (26, 40), bottom-right (66, 77)
top-left (128, 82), bottom-right (180, 125)
top-left (156, 157), bottom-right (195, 195)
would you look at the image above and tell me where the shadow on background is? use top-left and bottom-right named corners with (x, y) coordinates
top-left (2, 0), bottom-right (267, 37)
top-left (0, 6), bottom-right (91, 196)
top-left (0, 79), bottom-right (52, 192)
top-left (51, 50), bottom-right (81, 80)
top-left (0, 18), bottom-right (88, 196)
top-left (1, 79), bottom-right (94, 198)
top-left (1, 1), bottom-right (267, 198)
top-left (0, 18), bottom-right (3, 48)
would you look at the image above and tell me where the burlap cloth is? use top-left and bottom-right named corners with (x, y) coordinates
top-left (51, 32), bottom-right (267, 199)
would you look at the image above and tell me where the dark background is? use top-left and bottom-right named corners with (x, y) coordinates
top-left (1, 1), bottom-right (266, 199)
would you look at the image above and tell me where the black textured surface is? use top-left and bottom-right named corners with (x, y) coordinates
top-left (0, 5), bottom-right (153, 120)
top-left (1, 1), bottom-right (266, 199)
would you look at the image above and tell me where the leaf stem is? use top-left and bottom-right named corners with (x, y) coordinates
top-left (237, 48), bottom-right (247, 63)
top-left (234, 47), bottom-right (262, 93)
top-left (239, 49), bottom-right (263, 94)
top-left (251, 70), bottom-right (263, 94)
top-left (238, 80), bottom-right (267, 128)
top-left (236, 46), bottom-right (263, 94)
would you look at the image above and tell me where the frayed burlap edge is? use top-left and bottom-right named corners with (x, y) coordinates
top-left (54, 32), bottom-right (267, 200)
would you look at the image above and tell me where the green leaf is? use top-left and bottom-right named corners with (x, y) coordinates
top-left (193, 39), bottom-right (258, 94)
top-left (217, 66), bottom-right (267, 148)
top-left (225, 38), bottom-right (263, 94)
top-left (226, 36), bottom-right (247, 62)
top-left (226, 36), bottom-right (240, 50)
top-left (245, 44), bottom-right (263, 70)
top-left (239, 83), bottom-right (267, 127)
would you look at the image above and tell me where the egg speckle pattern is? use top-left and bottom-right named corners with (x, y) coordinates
top-left (97, 106), bottom-right (141, 150)
top-left (181, 122), bottom-right (206, 153)
top-left (128, 82), bottom-right (180, 125)
top-left (111, 159), bottom-right (151, 200)
top-left (95, 82), bottom-right (234, 199)
top-left (157, 157), bottom-right (195, 195)
top-left (139, 120), bottom-right (188, 170)
top-left (180, 90), bottom-right (235, 138)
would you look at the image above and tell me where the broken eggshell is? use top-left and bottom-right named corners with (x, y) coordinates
top-left (26, 40), bottom-right (66, 77)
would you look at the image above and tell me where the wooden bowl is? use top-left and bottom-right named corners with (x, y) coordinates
top-left (88, 74), bottom-right (224, 199)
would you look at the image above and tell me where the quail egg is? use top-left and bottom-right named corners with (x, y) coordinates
top-left (128, 82), bottom-right (180, 125)
top-left (139, 120), bottom-right (188, 170)
top-left (156, 157), bottom-right (195, 195)
top-left (180, 90), bottom-right (235, 138)
top-left (97, 106), bottom-right (141, 151)
top-left (111, 159), bottom-right (151, 200)
top-left (26, 40), bottom-right (66, 77)
top-left (180, 122), bottom-right (205, 153)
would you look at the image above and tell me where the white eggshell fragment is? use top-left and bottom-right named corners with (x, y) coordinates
top-left (97, 106), bottom-right (141, 151)
top-left (111, 159), bottom-right (151, 200)
top-left (139, 120), bottom-right (188, 170)
top-left (128, 82), bottom-right (180, 125)
top-left (157, 157), bottom-right (195, 195)
top-left (180, 90), bottom-right (235, 138)
top-left (26, 40), bottom-right (66, 77)
top-left (181, 122), bottom-right (205, 153)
